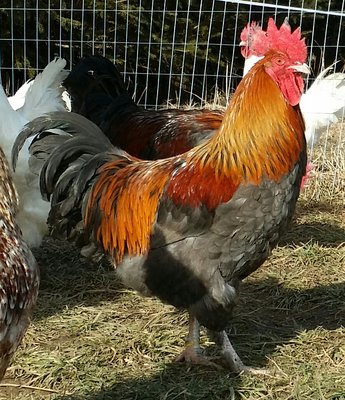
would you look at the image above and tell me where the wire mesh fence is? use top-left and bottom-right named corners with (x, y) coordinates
top-left (0, 0), bottom-right (344, 108)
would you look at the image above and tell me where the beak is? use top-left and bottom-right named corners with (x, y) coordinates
top-left (239, 41), bottom-right (247, 47)
top-left (290, 63), bottom-right (310, 75)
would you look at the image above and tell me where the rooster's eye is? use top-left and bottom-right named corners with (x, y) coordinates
top-left (275, 58), bottom-right (285, 65)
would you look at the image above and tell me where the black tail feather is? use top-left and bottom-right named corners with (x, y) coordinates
top-left (12, 110), bottom-right (130, 255)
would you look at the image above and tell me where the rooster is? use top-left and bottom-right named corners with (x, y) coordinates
top-left (0, 58), bottom-right (69, 248)
top-left (0, 146), bottom-right (39, 381)
top-left (13, 20), bottom-right (309, 373)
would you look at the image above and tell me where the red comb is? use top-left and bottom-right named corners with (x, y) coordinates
top-left (266, 17), bottom-right (307, 63)
top-left (240, 21), bottom-right (269, 57)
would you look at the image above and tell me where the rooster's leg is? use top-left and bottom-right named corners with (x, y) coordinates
top-left (217, 330), bottom-right (270, 375)
top-left (175, 314), bottom-right (220, 368)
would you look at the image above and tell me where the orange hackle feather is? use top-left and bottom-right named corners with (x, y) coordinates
top-left (194, 54), bottom-right (304, 181)
top-left (85, 158), bottom-right (177, 263)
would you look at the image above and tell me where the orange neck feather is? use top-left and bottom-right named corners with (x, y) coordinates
top-left (191, 63), bottom-right (305, 183)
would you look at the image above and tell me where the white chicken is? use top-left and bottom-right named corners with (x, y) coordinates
top-left (300, 64), bottom-right (345, 148)
top-left (0, 57), bottom-right (69, 248)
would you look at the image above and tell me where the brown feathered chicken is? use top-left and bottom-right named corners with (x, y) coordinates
top-left (0, 147), bottom-right (39, 381)
top-left (63, 55), bottom-right (224, 159)
top-left (13, 28), bottom-right (309, 373)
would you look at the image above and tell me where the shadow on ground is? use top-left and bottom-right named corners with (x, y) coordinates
top-left (49, 276), bottom-right (344, 399)
top-left (31, 237), bottom-right (123, 321)
top-left (55, 365), bottom-right (240, 400)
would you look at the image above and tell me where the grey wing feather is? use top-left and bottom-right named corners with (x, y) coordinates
top-left (152, 197), bottom-right (214, 248)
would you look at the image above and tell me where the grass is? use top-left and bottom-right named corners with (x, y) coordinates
top-left (1, 123), bottom-right (344, 400)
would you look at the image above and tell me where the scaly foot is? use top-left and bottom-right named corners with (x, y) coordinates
top-left (217, 331), bottom-right (273, 376)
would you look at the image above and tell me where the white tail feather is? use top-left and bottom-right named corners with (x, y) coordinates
top-left (300, 64), bottom-right (345, 147)
top-left (19, 58), bottom-right (69, 120)
top-left (8, 79), bottom-right (34, 110)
